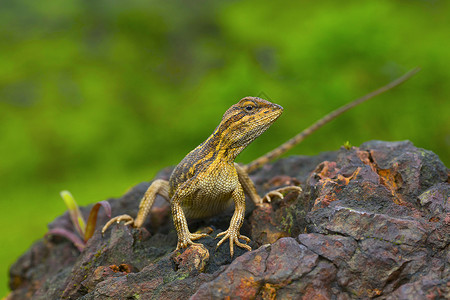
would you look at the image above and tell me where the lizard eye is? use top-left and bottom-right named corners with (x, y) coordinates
top-left (240, 100), bottom-right (257, 113)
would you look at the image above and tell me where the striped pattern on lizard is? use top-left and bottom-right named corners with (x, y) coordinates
top-left (102, 68), bottom-right (419, 257)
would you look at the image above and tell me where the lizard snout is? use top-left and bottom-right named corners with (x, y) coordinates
top-left (272, 103), bottom-right (283, 111)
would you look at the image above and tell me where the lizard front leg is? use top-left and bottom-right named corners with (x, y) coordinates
top-left (216, 185), bottom-right (251, 257)
top-left (171, 183), bottom-right (208, 250)
top-left (235, 163), bottom-right (302, 205)
top-left (102, 179), bottom-right (170, 233)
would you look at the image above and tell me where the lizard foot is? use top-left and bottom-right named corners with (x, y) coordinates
top-left (176, 232), bottom-right (209, 250)
top-left (261, 186), bottom-right (303, 203)
top-left (216, 230), bottom-right (251, 257)
top-left (101, 214), bottom-right (135, 234)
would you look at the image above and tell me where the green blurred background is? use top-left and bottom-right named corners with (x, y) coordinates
top-left (1, 0), bottom-right (449, 296)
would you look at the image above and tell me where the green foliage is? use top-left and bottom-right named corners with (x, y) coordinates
top-left (1, 0), bottom-right (449, 296)
top-left (343, 141), bottom-right (353, 150)
top-left (47, 191), bottom-right (111, 251)
top-left (60, 190), bottom-right (86, 236)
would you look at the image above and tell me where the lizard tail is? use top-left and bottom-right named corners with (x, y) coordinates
top-left (244, 67), bottom-right (421, 173)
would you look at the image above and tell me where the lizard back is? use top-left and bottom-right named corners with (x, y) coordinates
top-left (168, 97), bottom-right (283, 218)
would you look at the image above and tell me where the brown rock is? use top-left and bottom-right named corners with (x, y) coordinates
top-left (7, 141), bottom-right (449, 299)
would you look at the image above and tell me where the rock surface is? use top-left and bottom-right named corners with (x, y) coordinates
top-left (7, 141), bottom-right (449, 299)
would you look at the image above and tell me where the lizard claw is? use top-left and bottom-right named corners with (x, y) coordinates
top-left (216, 230), bottom-right (251, 257)
top-left (262, 191), bottom-right (284, 203)
top-left (261, 186), bottom-right (303, 203)
top-left (102, 214), bottom-right (135, 234)
top-left (176, 232), bottom-right (209, 250)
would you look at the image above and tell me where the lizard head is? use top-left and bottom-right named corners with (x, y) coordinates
top-left (218, 96), bottom-right (283, 152)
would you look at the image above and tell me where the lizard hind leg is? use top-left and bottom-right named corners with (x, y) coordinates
top-left (235, 163), bottom-right (302, 205)
top-left (101, 179), bottom-right (170, 234)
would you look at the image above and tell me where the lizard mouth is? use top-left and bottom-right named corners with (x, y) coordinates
top-left (262, 105), bottom-right (283, 124)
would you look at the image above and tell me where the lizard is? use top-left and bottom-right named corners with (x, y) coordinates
top-left (102, 68), bottom-right (419, 257)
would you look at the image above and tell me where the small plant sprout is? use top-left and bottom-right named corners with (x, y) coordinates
top-left (46, 190), bottom-right (112, 251)
top-left (343, 141), bottom-right (352, 150)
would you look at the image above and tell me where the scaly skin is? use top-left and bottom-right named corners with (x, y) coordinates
top-left (102, 67), bottom-right (419, 257)
top-left (102, 97), bottom-right (301, 257)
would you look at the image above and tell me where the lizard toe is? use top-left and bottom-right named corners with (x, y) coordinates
top-left (177, 239), bottom-right (203, 251)
top-left (262, 186), bottom-right (303, 203)
top-left (215, 230), bottom-right (252, 257)
top-left (190, 233), bottom-right (209, 241)
top-left (101, 214), bottom-right (135, 234)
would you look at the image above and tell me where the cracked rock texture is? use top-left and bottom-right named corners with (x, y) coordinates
top-left (7, 141), bottom-right (449, 299)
